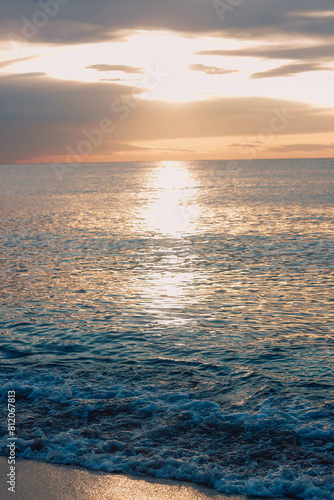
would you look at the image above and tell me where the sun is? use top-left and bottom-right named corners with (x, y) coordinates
top-left (141, 68), bottom-right (202, 102)
top-left (125, 32), bottom-right (203, 102)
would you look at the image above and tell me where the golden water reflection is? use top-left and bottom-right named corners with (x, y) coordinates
top-left (141, 162), bottom-right (200, 326)
top-left (144, 162), bottom-right (199, 236)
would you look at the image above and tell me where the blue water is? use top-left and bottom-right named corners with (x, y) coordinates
top-left (0, 159), bottom-right (333, 498)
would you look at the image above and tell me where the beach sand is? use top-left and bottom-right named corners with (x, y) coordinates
top-left (0, 457), bottom-right (245, 500)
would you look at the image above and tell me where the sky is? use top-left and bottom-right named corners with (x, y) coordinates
top-left (0, 0), bottom-right (333, 164)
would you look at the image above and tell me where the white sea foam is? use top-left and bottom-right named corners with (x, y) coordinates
top-left (0, 369), bottom-right (333, 499)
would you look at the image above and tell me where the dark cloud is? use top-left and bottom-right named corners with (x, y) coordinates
top-left (0, 74), bottom-right (144, 161)
top-left (0, 75), bottom-right (143, 127)
top-left (189, 64), bottom-right (237, 75)
top-left (0, 1), bottom-right (334, 45)
top-left (250, 62), bottom-right (331, 79)
top-left (198, 42), bottom-right (334, 80)
top-left (196, 44), bottom-right (334, 62)
top-left (87, 64), bottom-right (143, 74)
top-left (0, 74), bottom-right (334, 163)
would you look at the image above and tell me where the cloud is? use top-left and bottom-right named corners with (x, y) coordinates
top-left (189, 64), bottom-right (237, 75)
top-left (99, 78), bottom-right (138, 83)
top-left (250, 62), bottom-right (330, 79)
top-left (106, 142), bottom-right (194, 154)
top-left (0, 75), bottom-right (143, 127)
top-left (1, 72), bottom-right (47, 78)
top-left (87, 64), bottom-right (143, 74)
top-left (1, 1), bottom-right (334, 45)
top-left (0, 74), bottom-right (334, 163)
top-left (0, 56), bottom-right (36, 69)
top-left (100, 78), bottom-right (122, 82)
top-left (196, 44), bottom-right (334, 63)
top-left (289, 10), bottom-right (334, 19)
top-left (268, 143), bottom-right (334, 153)
top-left (0, 74), bottom-right (144, 162)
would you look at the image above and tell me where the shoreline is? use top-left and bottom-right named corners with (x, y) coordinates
top-left (0, 456), bottom-right (246, 500)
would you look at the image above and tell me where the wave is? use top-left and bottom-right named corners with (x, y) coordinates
top-left (0, 368), bottom-right (333, 499)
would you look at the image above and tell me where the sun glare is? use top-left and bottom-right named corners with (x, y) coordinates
top-left (1, 30), bottom-right (333, 107)
top-left (144, 162), bottom-right (198, 236)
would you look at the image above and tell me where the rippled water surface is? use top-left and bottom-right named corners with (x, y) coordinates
top-left (0, 159), bottom-right (333, 498)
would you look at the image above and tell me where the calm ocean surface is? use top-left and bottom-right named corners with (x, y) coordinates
top-left (0, 159), bottom-right (333, 498)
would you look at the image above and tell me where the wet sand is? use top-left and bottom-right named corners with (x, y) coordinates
top-left (0, 457), bottom-right (245, 500)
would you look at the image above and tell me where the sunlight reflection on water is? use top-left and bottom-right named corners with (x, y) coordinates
top-left (140, 162), bottom-right (201, 326)
top-left (144, 161), bottom-right (199, 236)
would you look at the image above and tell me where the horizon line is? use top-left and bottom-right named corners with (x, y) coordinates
top-left (2, 156), bottom-right (334, 167)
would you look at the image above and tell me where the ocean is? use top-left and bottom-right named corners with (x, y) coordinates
top-left (0, 159), bottom-right (333, 499)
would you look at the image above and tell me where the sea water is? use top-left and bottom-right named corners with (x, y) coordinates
top-left (0, 159), bottom-right (333, 499)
